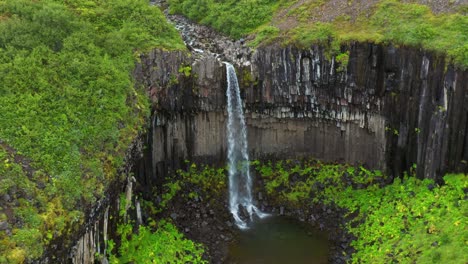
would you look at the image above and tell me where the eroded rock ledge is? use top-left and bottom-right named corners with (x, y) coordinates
top-left (133, 43), bottom-right (467, 190)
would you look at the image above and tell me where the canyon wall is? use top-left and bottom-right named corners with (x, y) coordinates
top-left (133, 43), bottom-right (467, 190)
top-left (62, 43), bottom-right (467, 263)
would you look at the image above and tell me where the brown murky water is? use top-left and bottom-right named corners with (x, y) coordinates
top-left (228, 216), bottom-right (329, 264)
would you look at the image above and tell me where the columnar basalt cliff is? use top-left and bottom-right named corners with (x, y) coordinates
top-left (248, 44), bottom-right (467, 180)
top-left (133, 43), bottom-right (467, 190)
top-left (62, 43), bottom-right (467, 263)
top-left (40, 138), bottom-right (144, 263)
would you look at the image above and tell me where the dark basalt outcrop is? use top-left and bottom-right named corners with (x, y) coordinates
top-left (133, 43), bottom-right (467, 191)
top-left (61, 42), bottom-right (467, 263)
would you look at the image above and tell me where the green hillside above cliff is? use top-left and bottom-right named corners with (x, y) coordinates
top-left (169, 0), bottom-right (468, 68)
top-left (0, 0), bottom-right (183, 262)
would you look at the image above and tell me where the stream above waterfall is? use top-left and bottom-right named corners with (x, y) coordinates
top-left (228, 216), bottom-right (329, 264)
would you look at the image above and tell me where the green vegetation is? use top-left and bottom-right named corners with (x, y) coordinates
top-left (253, 159), bottom-right (468, 263)
top-left (0, 0), bottom-right (184, 262)
top-left (340, 174), bottom-right (467, 263)
top-left (169, 0), bottom-right (467, 68)
top-left (284, 1), bottom-right (468, 68)
top-left (251, 159), bottom-right (387, 204)
top-left (248, 25), bottom-right (280, 47)
top-left (335, 51), bottom-right (349, 72)
top-left (108, 219), bottom-right (206, 264)
top-left (174, 162), bottom-right (227, 201)
top-left (105, 162), bottom-right (227, 263)
top-left (168, 0), bottom-right (286, 39)
top-left (0, 147), bottom-right (51, 263)
top-left (178, 64), bottom-right (192, 77)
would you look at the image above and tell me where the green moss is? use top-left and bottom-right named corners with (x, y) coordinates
top-left (252, 159), bottom-right (386, 205)
top-left (335, 51), bottom-right (349, 72)
top-left (178, 64), bottom-right (192, 77)
top-left (176, 162), bottom-right (227, 200)
top-left (240, 68), bottom-right (257, 87)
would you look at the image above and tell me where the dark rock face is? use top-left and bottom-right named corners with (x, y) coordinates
top-left (38, 135), bottom-right (145, 263)
top-left (59, 43), bottom-right (466, 263)
top-left (134, 43), bottom-right (467, 186)
top-left (248, 44), bottom-right (468, 180)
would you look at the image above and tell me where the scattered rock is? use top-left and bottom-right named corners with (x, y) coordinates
top-left (0, 221), bottom-right (8, 230)
top-left (170, 213), bottom-right (178, 220)
top-left (3, 194), bottom-right (11, 202)
top-left (100, 257), bottom-right (109, 264)
top-left (165, 13), bottom-right (254, 67)
top-left (310, 215), bottom-right (316, 221)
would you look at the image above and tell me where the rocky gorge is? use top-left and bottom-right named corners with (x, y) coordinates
top-left (2, 0), bottom-right (466, 263)
top-left (60, 5), bottom-right (467, 264)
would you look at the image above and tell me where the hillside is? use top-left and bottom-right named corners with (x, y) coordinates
top-left (0, 0), bottom-right (184, 262)
top-left (168, 0), bottom-right (468, 67)
top-left (0, 0), bottom-right (467, 263)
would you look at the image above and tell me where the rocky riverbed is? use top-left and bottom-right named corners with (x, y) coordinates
top-left (152, 0), bottom-right (253, 67)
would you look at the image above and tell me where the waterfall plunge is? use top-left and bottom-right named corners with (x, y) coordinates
top-left (225, 62), bottom-right (266, 229)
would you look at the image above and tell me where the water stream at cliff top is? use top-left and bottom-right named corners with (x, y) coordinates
top-left (225, 62), bottom-right (266, 229)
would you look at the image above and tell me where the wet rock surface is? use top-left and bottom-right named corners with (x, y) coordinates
top-left (152, 173), bottom-right (357, 264)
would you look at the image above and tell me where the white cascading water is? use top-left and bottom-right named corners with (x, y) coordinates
top-left (224, 62), bottom-right (266, 229)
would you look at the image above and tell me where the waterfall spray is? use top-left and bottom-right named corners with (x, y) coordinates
top-left (224, 62), bottom-right (266, 229)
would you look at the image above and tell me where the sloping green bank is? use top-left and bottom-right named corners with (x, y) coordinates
top-left (283, 1), bottom-right (467, 68)
top-left (169, 0), bottom-right (467, 68)
top-left (252, 160), bottom-right (468, 263)
top-left (168, 0), bottom-right (285, 39)
top-left (0, 0), bottom-right (184, 262)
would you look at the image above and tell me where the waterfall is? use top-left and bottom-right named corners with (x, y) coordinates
top-left (224, 62), bottom-right (266, 229)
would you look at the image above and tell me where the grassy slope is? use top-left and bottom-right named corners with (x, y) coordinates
top-left (251, 160), bottom-right (467, 263)
top-left (154, 160), bottom-right (467, 263)
top-left (169, 0), bottom-right (467, 68)
top-left (0, 0), bottom-right (184, 262)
